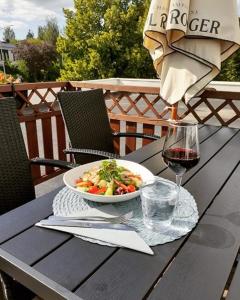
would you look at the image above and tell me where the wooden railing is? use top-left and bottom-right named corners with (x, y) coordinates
top-left (178, 89), bottom-right (240, 127)
top-left (0, 79), bottom-right (239, 184)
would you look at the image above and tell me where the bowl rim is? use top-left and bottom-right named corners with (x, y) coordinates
top-left (63, 159), bottom-right (154, 200)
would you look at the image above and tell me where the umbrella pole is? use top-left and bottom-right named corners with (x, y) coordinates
top-left (170, 103), bottom-right (178, 121)
top-left (162, 103), bottom-right (179, 136)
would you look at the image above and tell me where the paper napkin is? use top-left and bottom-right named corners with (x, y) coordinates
top-left (36, 205), bottom-right (153, 255)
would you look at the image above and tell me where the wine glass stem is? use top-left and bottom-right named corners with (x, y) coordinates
top-left (176, 174), bottom-right (183, 188)
top-left (175, 174), bottom-right (183, 202)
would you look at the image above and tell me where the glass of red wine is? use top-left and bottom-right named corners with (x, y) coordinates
top-left (162, 122), bottom-right (200, 218)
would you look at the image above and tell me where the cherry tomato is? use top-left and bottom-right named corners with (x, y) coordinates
top-left (88, 186), bottom-right (99, 194)
top-left (97, 187), bottom-right (107, 195)
top-left (127, 184), bottom-right (136, 193)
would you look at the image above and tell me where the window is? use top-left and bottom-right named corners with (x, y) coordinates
top-left (3, 50), bottom-right (9, 60)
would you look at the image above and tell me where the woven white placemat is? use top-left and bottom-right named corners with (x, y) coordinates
top-left (53, 185), bottom-right (199, 246)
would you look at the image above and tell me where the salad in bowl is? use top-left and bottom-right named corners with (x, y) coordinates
top-left (63, 159), bottom-right (154, 203)
top-left (75, 160), bottom-right (142, 196)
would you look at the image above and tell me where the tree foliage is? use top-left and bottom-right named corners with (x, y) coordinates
top-left (217, 49), bottom-right (240, 81)
top-left (26, 30), bottom-right (34, 39)
top-left (57, 0), bottom-right (155, 81)
top-left (5, 60), bottom-right (29, 82)
top-left (38, 17), bottom-right (60, 45)
top-left (3, 26), bottom-right (15, 43)
top-left (3, 0), bottom-right (239, 83)
top-left (14, 39), bottom-right (59, 82)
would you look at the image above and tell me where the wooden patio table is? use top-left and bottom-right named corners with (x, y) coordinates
top-left (0, 125), bottom-right (239, 300)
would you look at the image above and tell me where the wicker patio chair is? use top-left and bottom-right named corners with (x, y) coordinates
top-left (58, 89), bottom-right (160, 164)
top-left (0, 97), bottom-right (77, 300)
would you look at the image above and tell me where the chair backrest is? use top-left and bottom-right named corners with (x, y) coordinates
top-left (58, 89), bottom-right (115, 164)
top-left (0, 98), bottom-right (35, 215)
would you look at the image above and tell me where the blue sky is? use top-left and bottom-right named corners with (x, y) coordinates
top-left (0, 0), bottom-right (74, 40)
top-left (0, 0), bottom-right (240, 40)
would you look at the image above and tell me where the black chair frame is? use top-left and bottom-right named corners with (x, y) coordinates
top-left (0, 97), bottom-right (77, 300)
top-left (58, 89), bottom-right (160, 163)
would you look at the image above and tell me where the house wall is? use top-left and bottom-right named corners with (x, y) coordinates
top-left (0, 42), bottom-right (15, 62)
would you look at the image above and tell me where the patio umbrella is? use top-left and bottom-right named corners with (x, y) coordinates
top-left (143, 0), bottom-right (240, 105)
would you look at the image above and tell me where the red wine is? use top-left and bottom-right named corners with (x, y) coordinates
top-left (162, 148), bottom-right (200, 175)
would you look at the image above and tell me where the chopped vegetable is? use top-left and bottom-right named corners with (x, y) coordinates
top-left (76, 181), bottom-right (93, 187)
top-left (97, 187), bottom-right (107, 195)
top-left (113, 179), bottom-right (128, 191)
top-left (88, 186), bottom-right (99, 194)
top-left (75, 178), bottom-right (83, 184)
top-left (127, 184), bottom-right (136, 193)
top-left (74, 160), bottom-right (142, 197)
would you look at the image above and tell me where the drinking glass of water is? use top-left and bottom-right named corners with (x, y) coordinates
top-left (140, 177), bottom-right (178, 232)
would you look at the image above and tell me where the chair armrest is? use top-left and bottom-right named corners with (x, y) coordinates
top-left (30, 157), bottom-right (78, 169)
top-left (112, 132), bottom-right (160, 140)
top-left (64, 148), bottom-right (120, 159)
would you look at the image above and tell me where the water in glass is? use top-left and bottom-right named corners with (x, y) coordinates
top-left (140, 178), bottom-right (177, 232)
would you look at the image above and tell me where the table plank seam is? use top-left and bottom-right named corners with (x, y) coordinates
top-left (75, 135), bottom-right (233, 298)
top-left (0, 224), bottom-right (39, 247)
top-left (156, 126), bottom-right (233, 177)
top-left (1, 125), bottom-right (224, 269)
top-left (205, 160), bottom-right (240, 214)
top-left (226, 249), bottom-right (240, 300)
top-left (222, 247), bottom-right (240, 300)
top-left (180, 129), bottom-right (240, 186)
top-left (71, 248), bottom-right (119, 293)
top-left (139, 125), bottom-right (219, 176)
top-left (133, 125), bottom-right (208, 165)
top-left (194, 125), bottom-right (222, 144)
top-left (30, 235), bottom-right (74, 267)
top-left (146, 208), bottom-right (240, 299)
top-left (0, 248), bottom-right (82, 300)
top-left (145, 161), bottom-right (240, 300)
top-left (124, 125), bottom-right (206, 163)
top-left (72, 126), bottom-right (240, 300)
top-left (0, 211), bottom-right (56, 245)
top-left (143, 154), bottom-right (240, 299)
top-left (189, 159), bottom-right (240, 226)
top-left (142, 237), bottom-right (191, 299)
top-left (1, 125), bottom-right (239, 300)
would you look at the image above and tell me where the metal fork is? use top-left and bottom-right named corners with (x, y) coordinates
top-left (48, 211), bottom-right (133, 224)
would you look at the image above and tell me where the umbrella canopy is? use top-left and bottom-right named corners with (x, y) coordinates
top-left (143, 0), bottom-right (240, 105)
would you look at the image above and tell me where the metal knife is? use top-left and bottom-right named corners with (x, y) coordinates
top-left (38, 219), bottom-right (134, 231)
top-left (48, 215), bottom-right (120, 222)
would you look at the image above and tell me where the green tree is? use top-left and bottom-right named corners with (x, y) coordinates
top-left (57, 0), bottom-right (155, 81)
top-left (3, 26), bottom-right (15, 43)
top-left (26, 29), bottom-right (34, 39)
top-left (218, 49), bottom-right (240, 81)
top-left (13, 39), bottom-right (59, 82)
top-left (38, 17), bottom-right (60, 45)
top-left (5, 60), bottom-right (29, 82)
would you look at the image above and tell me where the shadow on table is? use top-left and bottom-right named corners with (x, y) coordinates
top-left (190, 223), bottom-right (235, 249)
top-left (208, 211), bottom-right (240, 227)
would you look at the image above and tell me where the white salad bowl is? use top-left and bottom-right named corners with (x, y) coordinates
top-left (63, 159), bottom-right (155, 203)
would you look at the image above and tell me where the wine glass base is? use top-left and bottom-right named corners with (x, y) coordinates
top-left (173, 203), bottom-right (196, 219)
